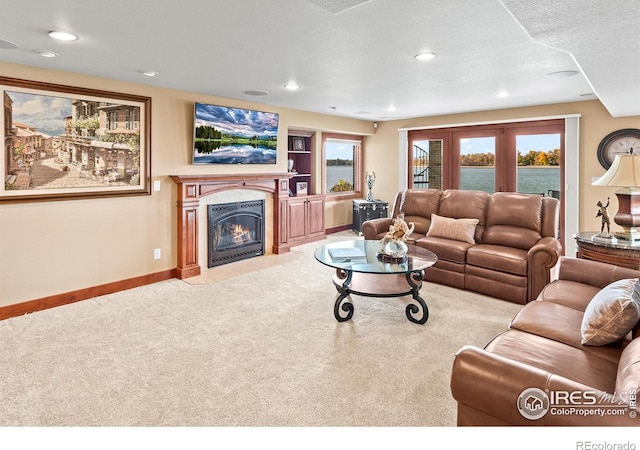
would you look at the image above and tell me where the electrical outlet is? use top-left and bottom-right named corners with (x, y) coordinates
top-left (153, 248), bottom-right (161, 260)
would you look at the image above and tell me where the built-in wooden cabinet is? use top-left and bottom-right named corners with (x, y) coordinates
top-left (286, 195), bottom-right (325, 244)
top-left (284, 128), bottom-right (325, 246)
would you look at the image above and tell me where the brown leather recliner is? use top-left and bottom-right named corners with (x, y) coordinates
top-left (361, 189), bottom-right (562, 304)
top-left (451, 257), bottom-right (640, 426)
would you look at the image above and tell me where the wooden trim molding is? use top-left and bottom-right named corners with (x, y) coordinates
top-left (325, 224), bottom-right (352, 234)
top-left (0, 269), bottom-right (176, 321)
top-left (170, 173), bottom-right (295, 279)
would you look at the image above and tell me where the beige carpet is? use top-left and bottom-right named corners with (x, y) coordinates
top-left (0, 233), bottom-right (522, 427)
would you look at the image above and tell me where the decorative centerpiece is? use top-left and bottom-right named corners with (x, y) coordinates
top-left (377, 216), bottom-right (415, 263)
top-left (365, 171), bottom-right (376, 201)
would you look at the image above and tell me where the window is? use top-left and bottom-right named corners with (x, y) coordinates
top-left (323, 134), bottom-right (363, 197)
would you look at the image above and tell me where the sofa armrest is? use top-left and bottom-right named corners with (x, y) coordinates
top-left (361, 218), bottom-right (392, 240)
top-left (526, 237), bottom-right (562, 301)
top-left (451, 345), bottom-right (638, 426)
top-left (558, 256), bottom-right (640, 288)
top-left (451, 345), bottom-right (551, 425)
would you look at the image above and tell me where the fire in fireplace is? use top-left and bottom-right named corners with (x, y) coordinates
top-left (207, 200), bottom-right (265, 267)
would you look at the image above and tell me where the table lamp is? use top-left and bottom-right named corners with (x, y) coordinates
top-left (592, 153), bottom-right (640, 241)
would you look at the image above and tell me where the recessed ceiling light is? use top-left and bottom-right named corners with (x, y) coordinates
top-left (284, 83), bottom-right (299, 91)
top-left (415, 52), bottom-right (436, 61)
top-left (245, 90), bottom-right (268, 96)
top-left (35, 50), bottom-right (58, 58)
top-left (496, 91), bottom-right (509, 98)
top-left (141, 70), bottom-right (158, 77)
top-left (546, 70), bottom-right (579, 78)
top-left (48, 30), bottom-right (78, 41)
top-left (387, 105), bottom-right (397, 112)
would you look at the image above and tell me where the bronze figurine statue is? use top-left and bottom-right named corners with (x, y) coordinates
top-left (595, 197), bottom-right (610, 237)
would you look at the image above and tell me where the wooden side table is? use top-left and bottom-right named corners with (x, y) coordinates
top-left (574, 232), bottom-right (640, 270)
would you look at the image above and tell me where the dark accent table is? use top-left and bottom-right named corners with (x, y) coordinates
top-left (574, 232), bottom-right (640, 270)
top-left (314, 240), bottom-right (437, 324)
top-left (352, 199), bottom-right (388, 234)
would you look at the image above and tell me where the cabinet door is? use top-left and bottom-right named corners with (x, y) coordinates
top-left (307, 197), bottom-right (325, 237)
top-left (287, 199), bottom-right (308, 241)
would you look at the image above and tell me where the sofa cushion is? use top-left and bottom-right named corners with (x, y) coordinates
top-left (405, 216), bottom-right (431, 237)
top-left (483, 193), bottom-right (543, 250)
top-left (615, 338), bottom-right (640, 395)
top-left (510, 301), bottom-right (626, 364)
top-left (426, 214), bottom-right (479, 244)
top-left (438, 189), bottom-right (489, 242)
top-left (483, 225), bottom-right (542, 251)
top-left (485, 329), bottom-right (618, 393)
top-left (415, 236), bottom-right (472, 264)
top-left (466, 244), bottom-right (528, 276)
top-left (581, 278), bottom-right (640, 346)
top-left (537, 279), bottom-right (601, 312)
top-left (397, 189), bottom-right (441, 234)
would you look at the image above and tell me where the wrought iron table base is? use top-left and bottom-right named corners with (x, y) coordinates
top-left (332, 268), bottom-right (429, 324)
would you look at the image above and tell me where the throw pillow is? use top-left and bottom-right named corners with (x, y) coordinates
top-left (426, 214), bottom-right (479, 244)
top-left (581, 278), bottom-right (640, 346)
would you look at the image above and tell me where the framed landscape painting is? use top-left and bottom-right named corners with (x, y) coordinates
top-left (1, 76), bottom-right (151, 202)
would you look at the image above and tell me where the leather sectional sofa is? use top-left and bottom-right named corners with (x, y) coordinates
top-left (451, 256), bottom-right (640, 426)
top-left (361, 189), bottom-right (561, 304)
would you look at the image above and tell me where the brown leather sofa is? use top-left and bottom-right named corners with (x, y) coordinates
top-left (451, 257), bottom-right (640, 426)
top-left (361, 189), bottom-right (561, 304)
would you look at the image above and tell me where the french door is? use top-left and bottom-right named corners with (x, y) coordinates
top-left (408, 119), bottom-right (565, 238)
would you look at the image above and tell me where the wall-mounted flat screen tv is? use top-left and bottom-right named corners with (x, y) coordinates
top-left (193, 103), bottom-right (279, 164)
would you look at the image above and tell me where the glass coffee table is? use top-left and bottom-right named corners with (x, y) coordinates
top-left (314, 240), bottom-right (438, 324)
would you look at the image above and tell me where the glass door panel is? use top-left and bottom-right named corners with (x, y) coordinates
top-left (459, 136), bottom-right (495, 193)
top-left (412, 139), bottom-right (443, 190)
top-left (515, 133), bottom-right (561, 197)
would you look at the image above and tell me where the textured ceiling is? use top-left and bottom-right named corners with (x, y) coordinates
top-left (502, 0), bottom-right (640, 118)
top-left (0, 0), bottom-right (637, 121)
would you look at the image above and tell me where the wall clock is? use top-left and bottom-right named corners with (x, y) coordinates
top-left (597, 128), bottom-right (640, 169)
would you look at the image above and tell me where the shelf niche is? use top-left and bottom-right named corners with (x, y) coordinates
top-left (287, 129), bottom-right (314, 196)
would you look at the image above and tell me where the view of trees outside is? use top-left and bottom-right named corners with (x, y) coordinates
top-left (460, 148), bottom-right (560, 166)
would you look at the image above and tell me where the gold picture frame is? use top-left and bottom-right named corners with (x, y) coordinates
top-left (1, 76), bottom-right (151, 202)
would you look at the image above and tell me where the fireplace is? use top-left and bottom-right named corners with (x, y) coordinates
top-left (170, 174), bottom-right (292, 279)
top-left (207, 200), bottom-right (265, 267)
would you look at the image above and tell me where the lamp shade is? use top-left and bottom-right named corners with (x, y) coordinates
top-left (592, 155), bottom-right (640, 188)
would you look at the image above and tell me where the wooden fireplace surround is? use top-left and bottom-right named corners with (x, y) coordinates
top-left (170, 173), bottom-right (294, 279)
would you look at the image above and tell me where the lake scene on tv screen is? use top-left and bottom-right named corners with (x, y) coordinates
top-left (193, 103), bottom-right (279, 164)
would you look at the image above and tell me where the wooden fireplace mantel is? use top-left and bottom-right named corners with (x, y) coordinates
top-left (170, 173), bottom-right (295, 279)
